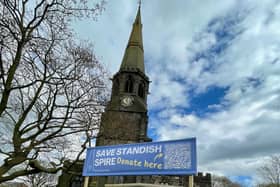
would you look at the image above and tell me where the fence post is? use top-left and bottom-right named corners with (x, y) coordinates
top-left (188, 175), bottom-right (194, 187)
top-left (83, 176), bottom-right (89, 187)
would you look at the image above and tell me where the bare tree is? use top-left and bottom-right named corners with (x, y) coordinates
top-left (212, 175), bottom-right (242, 187)
top-left (258, 155), bottom-right (280, 187)
top-left (21, 172), bottom-right (57, 187)
top-left (0, 0), bottom-right (108, 182)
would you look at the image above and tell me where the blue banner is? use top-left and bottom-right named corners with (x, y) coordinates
top-left (83, 138), bottom-right (197, 176)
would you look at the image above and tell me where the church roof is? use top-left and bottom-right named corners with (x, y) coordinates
top-left (120, 5), bottom-right (145, 73)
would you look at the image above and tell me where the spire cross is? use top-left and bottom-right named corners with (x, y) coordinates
top-left (138, 0), bottom-right (141, 7)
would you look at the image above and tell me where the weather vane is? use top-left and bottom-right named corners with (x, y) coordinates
top-left (138, 0), bottom-right (141, 7)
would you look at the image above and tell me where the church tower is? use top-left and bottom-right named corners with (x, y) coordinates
top-left (58, 4), bottom-right (212, 187)
top-left (96, 4), bottom-right (151, 148)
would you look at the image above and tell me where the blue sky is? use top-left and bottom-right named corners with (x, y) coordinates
top-left (74, 0), bottom-right (280, 186)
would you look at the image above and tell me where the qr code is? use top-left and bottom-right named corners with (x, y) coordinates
top-left (164, 143), bottom-right (191, 169)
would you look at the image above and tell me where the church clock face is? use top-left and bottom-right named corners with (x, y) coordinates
top-left (121, 96), bottom-right (134, 107)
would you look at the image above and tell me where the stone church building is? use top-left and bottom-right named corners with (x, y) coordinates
top-left (58, 5), bottom-right (211, 187)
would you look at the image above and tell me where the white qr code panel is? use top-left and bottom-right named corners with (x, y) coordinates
top-left (164, 143), bottom-right (191, 169)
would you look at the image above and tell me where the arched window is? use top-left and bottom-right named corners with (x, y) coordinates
top-left (125, 76), bottom-right (133, 93)
top-left (112, 78), bottom-right (119, 95)
top-left (138, 82), bottom-right (145, 98)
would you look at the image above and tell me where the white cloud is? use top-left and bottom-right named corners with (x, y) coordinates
top-left (156, 90), bottom-right (280, 176)
top-left (148, 70), bottom-right (189, 110)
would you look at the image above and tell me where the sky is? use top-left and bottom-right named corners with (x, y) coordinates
top-left (74, 0), bottom-right (280, 186)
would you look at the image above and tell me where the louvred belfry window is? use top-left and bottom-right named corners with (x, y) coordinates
top-left (113, 78), bottom-right (119, 95)
top-left (138, 82), bottom-right (145, 98)
top-left (125, 76), bottom-right (134, 93)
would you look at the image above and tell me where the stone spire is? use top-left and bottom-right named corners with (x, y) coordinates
top-left (120, 4), bottom-right (145, 73)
